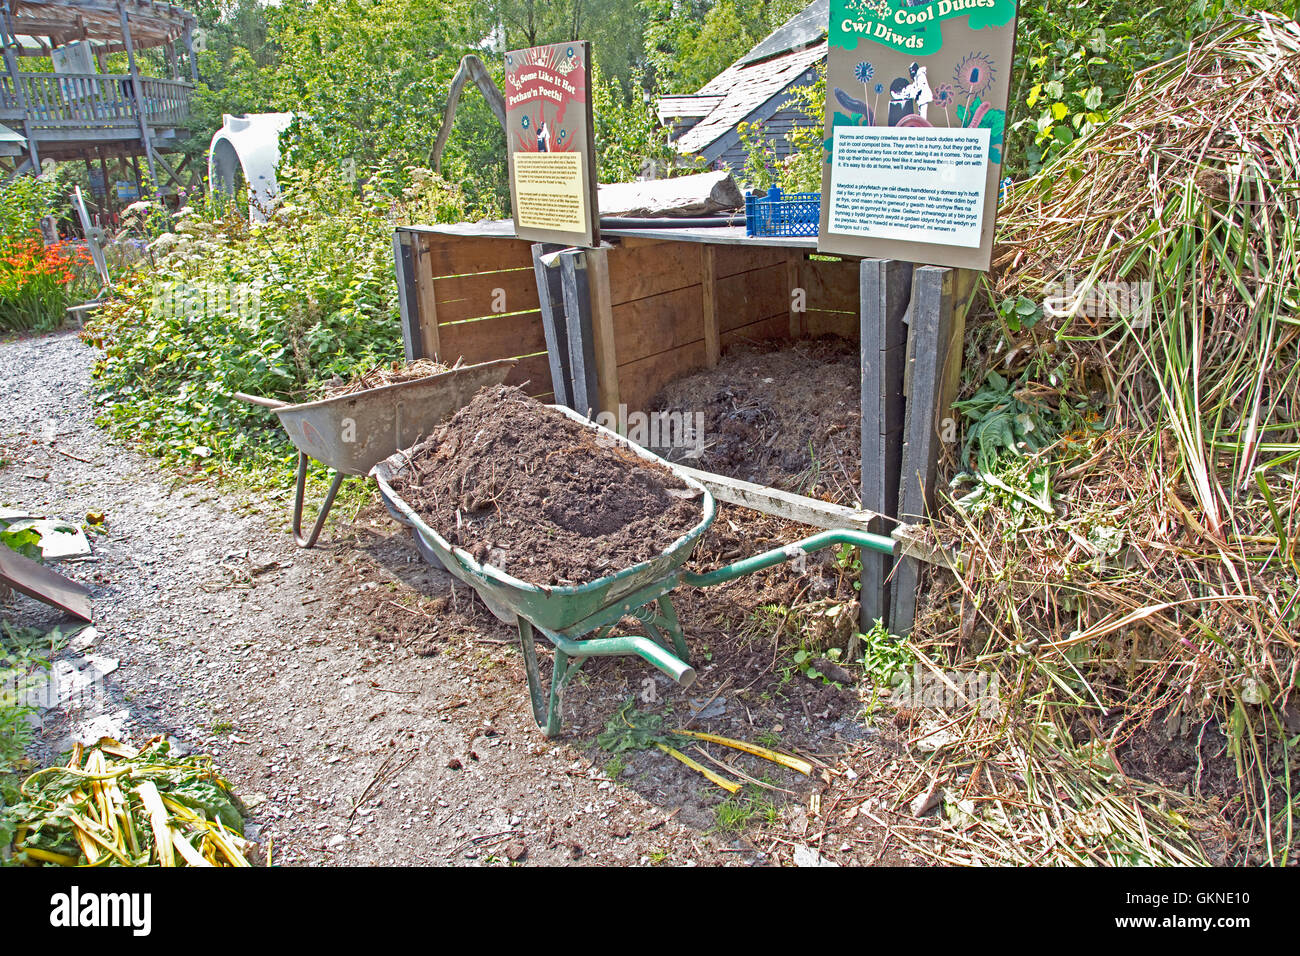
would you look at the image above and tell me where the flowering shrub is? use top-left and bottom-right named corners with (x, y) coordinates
top-left (0, 237), bottom-right (93, 332)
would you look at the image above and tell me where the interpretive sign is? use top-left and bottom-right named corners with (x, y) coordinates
top-left (818, 0), bottom-right (1018, 269)
top-left (505, 41), bottom-right (600, 248)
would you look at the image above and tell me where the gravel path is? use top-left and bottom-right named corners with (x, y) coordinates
top-left (0, 330), bottom-right (754, 866)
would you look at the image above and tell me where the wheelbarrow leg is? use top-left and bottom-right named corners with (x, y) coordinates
top-left (292, 451), bottom-right (346, 548)
top-left (639, 594), bottom-right (689, 663)
top-left (516, 616), bottom-right (550, 731)
top-left (516, 615), bottom-right (584, 738)
top-left (656, 594), bottom-right (689, 662)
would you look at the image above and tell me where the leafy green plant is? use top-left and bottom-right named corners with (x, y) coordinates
top-left (83, 162), bottom-right (465, 489)
top-left (592, 65), bottom-right (684, 183)
top-left (737, 64), bottom-right (826, 193)
top-left (0, 523), bottom-right (42, 561)
top-left (834, 542), bottom-right (862, 592)
top-left (0, 623), bottom-right (67, 778)
top-left (790, 646), bottom-right (843, 685)
top-left (857, 618), bottom-right (915, 689)
top-left (0, 175), bottom-right (61, 245)
top-left (953, 370), bottom-right (1059, 474)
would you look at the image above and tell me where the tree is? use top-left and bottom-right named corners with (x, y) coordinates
top-left (640, 0), bottom-right (808, 94)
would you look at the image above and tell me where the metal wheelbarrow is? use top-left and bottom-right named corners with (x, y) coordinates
top-left (373, 404), bottom-right (896, 737)
top-left (235, 359), bottom-right (515, 547)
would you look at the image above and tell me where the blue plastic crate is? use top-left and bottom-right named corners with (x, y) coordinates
top-left (744, 186), bottom-right (820, 238)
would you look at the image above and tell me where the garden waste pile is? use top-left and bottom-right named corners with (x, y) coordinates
top-left (318, 358), bottom-right (454, 399)
top-left (907, 13), bottom-right (1300, 865)
top-left (5, 737), bottom-right (257, 867)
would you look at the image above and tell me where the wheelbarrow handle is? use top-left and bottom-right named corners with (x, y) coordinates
top-left (233, 391), bottom-right (289, 410)
top-left (681, 529), bottom-right (896, 589)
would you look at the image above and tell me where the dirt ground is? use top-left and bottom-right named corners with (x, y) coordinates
top-left (1, 330), bottom-right (955, 866)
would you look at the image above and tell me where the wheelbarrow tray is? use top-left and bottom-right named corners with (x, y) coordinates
top-left (273, 358), bottom-right (516, 476)
top-left (372, 404), bottom-right (716, 634)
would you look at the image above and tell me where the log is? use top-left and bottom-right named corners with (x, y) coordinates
top-left (597, 171), bottom-right (743, 219)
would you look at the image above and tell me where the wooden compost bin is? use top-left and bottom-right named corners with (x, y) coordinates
top-left (393, 221), bottom-right (972, 635)
top-left (394, 222), bottom-right (860, 409)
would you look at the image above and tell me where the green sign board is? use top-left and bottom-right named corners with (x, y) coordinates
top-left (818, 0), bottom-right (1019, 270)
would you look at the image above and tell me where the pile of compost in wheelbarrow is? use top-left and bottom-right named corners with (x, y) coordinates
top-left (390, 385), bottom-right (704, 586)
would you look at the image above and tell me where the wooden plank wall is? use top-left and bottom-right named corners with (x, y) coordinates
top-left (799, 256), bottom-right (860, 340)
top-left (604, 240), bottom-right (859, 412)
top-left (399, 230), bottom-right (554, 402)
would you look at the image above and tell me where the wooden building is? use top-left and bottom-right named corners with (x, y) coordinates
top-left (657, 0), bottom-right (826, 174)
top-left (1, 0), bottom-right (198, 196)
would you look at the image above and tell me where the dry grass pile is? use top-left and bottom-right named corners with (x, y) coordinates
top-left (905, 14), bottom-right (1300, 865)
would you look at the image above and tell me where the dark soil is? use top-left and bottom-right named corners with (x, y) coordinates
top-left (390, 385), bottom-right (704, 586)
top-left (649, 338), bottom-right (861, 506)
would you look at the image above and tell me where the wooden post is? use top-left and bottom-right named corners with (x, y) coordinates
top-left (413, 238), bottom-right (441, 360)
top-left (859, 258), bottom-right (913, 630)
top-left (532, 243), bottom-right (573, 408)
top-left (183, 21), bottom-right (199, 84)
top-left (890, 265), bottom-right (955, 637)
top-left (701, 245), bottom-right (720, 368)
top-left (97, 147), bottom-right (112, 216)
top-left (394, 231), bottom-right (421, 361)
top-left (117, 0), bottom-right (158, 187)
top-left (560, 250), bottom-right (598, 416)
top-left (0, 1), bottom-right (39, 170)
top-left (584, 246), bottom-right (621, 416)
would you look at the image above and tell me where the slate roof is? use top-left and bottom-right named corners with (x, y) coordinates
top-left (660, 0), bottom-right (828, 159)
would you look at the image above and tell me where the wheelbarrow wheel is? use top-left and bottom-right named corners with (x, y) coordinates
top-left (293, 451), bottom-right (347, 548)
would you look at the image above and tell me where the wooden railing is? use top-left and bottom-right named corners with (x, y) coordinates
top-left (0, 72), bottom-right (192, 129)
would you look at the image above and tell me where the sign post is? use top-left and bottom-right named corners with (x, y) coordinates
top-left (818, 0), bottom-right (1018, 270)
top-left (504, 41), bottom-right (600, 249)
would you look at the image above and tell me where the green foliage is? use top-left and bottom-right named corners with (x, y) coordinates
top-left (1004, 0), bottom-right (1275, 176)
top-left (834, 541), bottom-right (862, 592)
top-left (641, 0), bottom-right (807, 94)
top-left (738, 65), bottom-right (825, 192)
top-left (596, 699), bottom-right (684, 752)
top-left (0, 524), bottom-right (43, 562)
top-left (0, 623), bottom-right (66, 777)
top-left (791, 645), bottom-right (843, 685)
top-left (591, 66), bottom-right (680, 182)
top-left (953, 370), bottom-right (1059, 474)
top-left (857, 618), bottom-right (915, 689)
top-left (84, 163), bottom-right (466, 486)
top-left (712, 784), bottom-right (780, 832)
top-left (0, 175), bottom-right (60, 244)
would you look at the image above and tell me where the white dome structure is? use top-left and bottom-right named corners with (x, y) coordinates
top-left (207, 112), bottom-right (295, 223)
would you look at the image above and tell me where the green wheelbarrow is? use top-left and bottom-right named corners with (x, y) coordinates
top-left (235, 359), bottom-right (515, 547)
top-left (373, 404), bottom-right (896, 737)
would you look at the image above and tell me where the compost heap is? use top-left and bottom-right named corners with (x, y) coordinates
top-left (391, 385), bottom-right (704, 586)
top-left (650, 339), bottom-right (861, 505)
top-left (318, 358), bottom-right (453, 398)
top-left (911, 13), bottom-right (1300, 863)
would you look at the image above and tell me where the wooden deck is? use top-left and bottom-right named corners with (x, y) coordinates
top-left (1, 71), bottom-right (190, 143)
